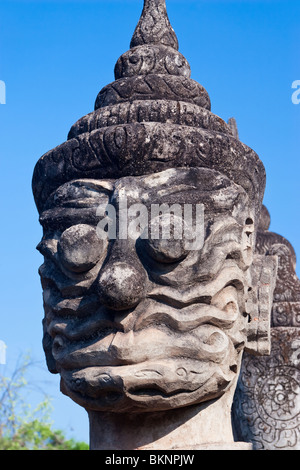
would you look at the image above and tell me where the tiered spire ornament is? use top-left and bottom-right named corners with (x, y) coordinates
top-left (33, 0), bottom-right (265, 219)
top-left (130, 0), bottom-right (179, 50)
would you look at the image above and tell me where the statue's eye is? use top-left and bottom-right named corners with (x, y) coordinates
top-left (138, 214), bottom-right (191, 264)
top-left (58, 224), bottom-right (106, 273)
top-left (140, 237), bottom-right (189, 264)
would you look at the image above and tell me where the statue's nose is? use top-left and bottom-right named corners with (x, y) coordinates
top-left (97, 261), bottom-right (146, 311)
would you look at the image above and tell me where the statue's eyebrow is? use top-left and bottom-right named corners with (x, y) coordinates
top-left (39, 180), bottom-right (116, 231)
top-left (43, 179), bottom-right (115, 210)
top-left (76, 179), bottom-right (115, 193)
top-left (155, 184), bottom-right (197, 198)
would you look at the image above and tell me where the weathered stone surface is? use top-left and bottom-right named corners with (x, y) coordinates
top-left (227, 117), bottom-right (239, 140)
top-left (88, 394), bottom-right (253, 450)
top-left (114, 45), bottom-right (191, 79)
top-left (68, 101), bottom-right (231, 140)
top-left (130, 0), bottom-right (179, 50)
top-left (233, 328), bottom-right (300, 450)
top-left (32, 0), bottom-right (265, 219)
top-left (233, 205), bottom-right (300, 450)
top-left (33, 122), bottom-right (265, 216)
top-left (245, 254), bottom-right (277, 356)
top-left (95, 75), bottom-right (211, 110)
top-left (32, 0), bottom-right (274, 450)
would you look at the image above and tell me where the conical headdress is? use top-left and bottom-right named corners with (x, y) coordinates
top-left (32, 0), bottom-right (266, 215)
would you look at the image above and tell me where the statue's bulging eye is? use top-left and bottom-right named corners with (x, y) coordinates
top-left (57, 224), bottom-right (105, 273)
top-left (138, 214), bottom-right (191, 264)
top-left (141, 237), bottom-right (189, 264)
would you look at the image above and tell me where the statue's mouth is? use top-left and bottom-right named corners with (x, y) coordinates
top-left (48, 293), bottom-right (240, 368)
top-left (59, 355), bottom-right (237, 412)
top-left (44, 275), bottom-right (245, 411)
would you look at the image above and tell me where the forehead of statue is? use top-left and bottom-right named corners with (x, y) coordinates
top-left (43, 168), bottom-right (249, 215)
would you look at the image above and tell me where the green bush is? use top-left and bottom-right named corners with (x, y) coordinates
top-left (0, 355), bottom-right (89, 450)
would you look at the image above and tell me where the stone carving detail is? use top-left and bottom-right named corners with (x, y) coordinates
top-left (233, 205), bottom-right (300, 450)
top-left (233, 330), bottom-right (300, 450)
top-left (33, 1), bottom-right (277, 449)
top-left (227, 117), bottom-right (239, 140)
top-left (114, 45), bottom-right (191, 79)
top-left (33, 120), bottom-right (264, 217)
top-left (235, 327), bottom-right (300, 450)
top-left (95, 75), bottom-right (211, 110)
top-left (68, 101), bottom-right (231, 140)
top-left (130, 0), bottom-right (179, 50)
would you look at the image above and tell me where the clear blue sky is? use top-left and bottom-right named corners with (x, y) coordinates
top-left (0, 0), bottom-right (299, 444)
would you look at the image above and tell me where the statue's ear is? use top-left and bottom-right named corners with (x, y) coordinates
top-left (241, 217), bottom-right (255, 268)
top-left (245, 253), bottom-right (278, 356)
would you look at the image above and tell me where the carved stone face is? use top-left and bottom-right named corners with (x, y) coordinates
top-left (38, 167), bottom-right (266, 413)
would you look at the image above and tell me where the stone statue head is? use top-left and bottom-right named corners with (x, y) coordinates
top-left (33, 0), bottom-right (277, 418)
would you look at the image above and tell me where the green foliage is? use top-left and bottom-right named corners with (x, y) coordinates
top-left (0, 419), bottom-right (89, 450)
top-left (0, 355), bottom-right (89, 450)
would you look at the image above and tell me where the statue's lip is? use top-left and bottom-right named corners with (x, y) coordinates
top-left (48, 281), bottom-right (241, 371)
top-left (46, 267), bottom-right (242, 340)
top-left (52, 321), bottom-right (231, 373)
top-left (48, 315), bottom-right (123, 342)
top-left (59, 359), bottom-right (235, 412)
top-left (48, 298), bottom-right (238, 342)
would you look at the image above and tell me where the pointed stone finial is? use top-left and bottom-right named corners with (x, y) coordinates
top-left (130, 0), bottom-right (179, 50)
top-left (227, 117), bottom-right (239, 140)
